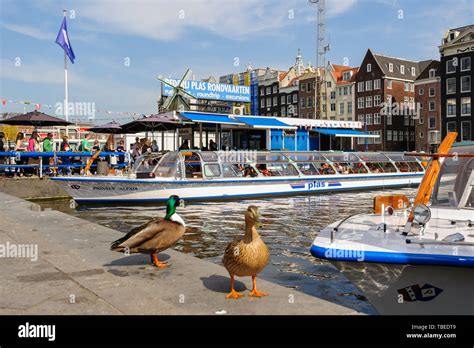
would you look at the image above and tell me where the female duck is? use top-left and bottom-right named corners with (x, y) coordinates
top-left (222, 205), bottom-right (270, 299)
top-left (111, 195), bottom-right (185, 268)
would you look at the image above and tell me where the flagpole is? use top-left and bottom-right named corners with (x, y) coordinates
top-left (63, 9), bottom-right (69, 138)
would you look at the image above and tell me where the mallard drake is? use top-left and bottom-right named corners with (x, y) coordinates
top-left (222, 205), bottom-right (270, 299)
top-left (110, 195), bottom-right (185, 268)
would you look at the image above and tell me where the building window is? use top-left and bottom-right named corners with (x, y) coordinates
top-left (447, 121), bottom-right (456, 133)
top-left (266, 97), bottom-right (271, 107)
top-left (301, 83), bottom-right (306, 91)
top-left (447, 99), bottom-right (456, 117)
top-left (367, 63), bottom-right (371, 72)
top-left (273, 96), bottom-right (277, 106)
top-left (307, 82), bottom-right (312, 92)
top-left (339, 103), bottom-right (344, 114)
top-left (429, 116), bottom-right (436, 129)
top-left (330, 103), bottom-right (336, 112)
top-left (410, 83), bottom-right (415, 92)
top-left (461, 57), bottom-right (471, 72)
top-left (281, 96), bottom-right (286, 104)
top-left (322, 104), bottom-right (327, 112)
top-left (281, 106), bottom-right (286, 116)
top-left (374, 95), bottom-right (381, 106)
top-left (447, 78), bottom-right (456, 94)
top-left (301, 97), bottom-right (306, 108)
top-left (419, 116), bottom-right (424, 124)
top-left (293, 94), bottom-right (297, 103)
top-left (387, 80), bottom-right (392, 89)
top-left (404, 115), bottom-right (409, 126)
top-left (461, 97), bottom-right (471, 116)
top-left (358, 114), bottom-right (364, 125)
top-left (404, 82), bottom-right (410, 91)
top-left (429, 100), bottom-right (436, 111)
top-left (387, 130), bottom-right (392, 141)
top-left (374, 79), bottom-right (381, 89)
top-left (338, 88), bottom-right (343, 96)
top-left (344, 86), bottom-right (348, 95)
top-left (374, 113), bottom-right (381, 124)
top-left (358, 97), bottom-right (364, 109)
top-left (419, 88), bottom-right (424, 96)
top-left (327, 81), bottom-right (332, 88)
top-left (389, 63), bottom-right (393, 72)
top-left (429, 87), bottom-right (435, 97)
top-left (374, 130), bottom-right (382, 144)
top-left (287, 95), bottom-right (291, 104)
top-left (411, 67), bottom-right (416, 76)
top-left (366, 96), bottom-right (373, 107)
top-left (330, 91), bottom-right (336, 99)
top-left (308, 96), bottom-right (313, 107)
top-left (366, 114), bottom-right (372, 125)
top-left (357, 82), bottom-right (364, 92)
top-left (410, 131), bottom-right (415, 141)
top-left (447, 59), bottom-right (456, 74)
top-left (461, 121), bottom-right (472, 141)
top-left (429, 69), bottom-right (436, 78)
top-left (461, 76), bottom-right (471, 93)
top-left (347, 102), bottom-right (353, 114)
top-left (261, 99), bottom-right (265, 107)
top-left (266, 87), bottom-right (271, 94)
top-left (393, 130), bottom-right (398, 141)
top-left (260, 88), bottom-right (264, 96)
top-left (366, 80), bottom-right (372, 91)
top-left (386, 94), bottom-right (392, 104)
top-left (273, 85), bottom-right (277, 93)
top-left (420, 131), bottom-right (424, 139)
top-left (400, 65), bottom-right (405, 74)
top-left (387, 114), bottom-right (392, 125)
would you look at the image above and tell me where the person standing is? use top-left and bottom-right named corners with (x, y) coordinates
top-left (27, 131), bottom-right (41, 176)
top-left (151, 139), bottom-right (159, 152)
top-left (179, 139), bottom-right (189, 150)
top-left (42, 133), bottom-right (54, 175)
top-left (0, 132), bottom-right (5, 176)
top-left (209, 139), bottom-right (218, 151)
top-left (14, 132), bottom-right (26, 177)
top-left (60, 136), bottom-right (71, 175)
top-left (80, 133), bottom-right (92, 174)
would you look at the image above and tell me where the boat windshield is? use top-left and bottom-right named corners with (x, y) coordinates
top-left (133, 153), bottom-right (163, 178)
top-left (154, 152), bottom-right (181, 178)
top-left (432, 148), bottom-right (474, 209)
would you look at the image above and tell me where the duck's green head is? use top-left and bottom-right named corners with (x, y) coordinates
top-left (164, 195), bottom-right (183, 220)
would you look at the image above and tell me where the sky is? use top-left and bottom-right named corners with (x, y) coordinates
top-left (0, 0), bottom-right (472, 124)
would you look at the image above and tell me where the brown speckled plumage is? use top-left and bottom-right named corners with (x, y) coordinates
top-left (222, 206), bottom-right (269, 277)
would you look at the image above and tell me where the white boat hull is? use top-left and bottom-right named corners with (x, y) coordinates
top-left (51, 172), bottom-right (422, 204)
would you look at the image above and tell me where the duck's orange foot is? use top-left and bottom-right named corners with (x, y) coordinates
top-left (152, 260), bottom-right (169, 268)
top-left (248, 289), bottom-right (269, 298)
top-left (226, 289), bottom-right (244, 300)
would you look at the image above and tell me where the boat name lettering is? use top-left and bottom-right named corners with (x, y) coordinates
top-left (118, 187), bottom-right (139, 191)
top-left (92, 186), bottom-right (115, 191)
top-left (308, 181), bottom-right (326, 189)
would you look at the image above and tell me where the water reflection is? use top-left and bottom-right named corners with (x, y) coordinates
top-left (40, 188), bottom-right (417, 315)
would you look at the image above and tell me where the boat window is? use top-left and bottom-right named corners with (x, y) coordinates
top-left (133, 153), bottom-right (162, 178)
top-left (357, 153), bottom-right (390, 162)
top-left (317, 162), bottom-right (336, 175)
top-left (332, 162), bottom-right (369, 174)
top-left (285, 152), bottom-right (326, 162)
top-left (365, 162), bottom-right (385, 173)
top-left (295, 163), bottom-right (320, 175)
top-left (184, 152), bottom-right (202, 179)
top-left (256, 163), bottom-right (298, 176)
top-left (203, 164), bottom-right (222, 178)
top-left (155, 153), bottom-right (180, 178)
top-left (242, 165), bottom-right (259, 177)
top-left (200, 152), bottom-right (219, 162)
top-left (380, 162), bottom-right (398, 173)
top-left (256, 153), bottom-right (288, 163)
top-left (394, 161), bottom-right (411, 172)
top-left (222, 163), bottom-right (242, 177)
top-left (432, 157), bottom-right (459, 206)
top-left (407, 161), bottom-right (424, 172)
top-left (323, 153), bottom-right (360, 163)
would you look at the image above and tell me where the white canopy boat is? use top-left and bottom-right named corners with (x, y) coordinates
top-left (51, 150), bottom-right (425, 204)
top-left (311, 133), bottom-right (474, 267)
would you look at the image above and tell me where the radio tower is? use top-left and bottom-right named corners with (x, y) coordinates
top-left (309, 0), bottom-right (330, 119)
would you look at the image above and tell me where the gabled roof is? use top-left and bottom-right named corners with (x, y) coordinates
top-left (331, 64), bottom-right (359, 85)
top-left (368, 48), bottom-right (420, 80)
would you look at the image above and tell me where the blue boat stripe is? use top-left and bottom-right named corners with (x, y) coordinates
top-left (74, 182), bottom-right (414, 203)
top-left (310, 245), bottom-right (474, 267)
top-left (52, 172), bottom-right (423, 184)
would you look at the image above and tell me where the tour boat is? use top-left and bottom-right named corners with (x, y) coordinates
top-left (51, 150), bottom-right (425, 204)
top-left (310, 133), bottom-right (474, 267)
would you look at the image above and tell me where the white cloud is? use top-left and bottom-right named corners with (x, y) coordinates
top-left (326, 0), bottom-right (357, 17)
top-left (1, 23), bottom-right (53, 40)
top-left (77, 0), bottom-right (315, 41)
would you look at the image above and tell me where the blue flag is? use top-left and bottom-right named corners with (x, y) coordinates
top-left (55, 17), bottom-right (75, 64)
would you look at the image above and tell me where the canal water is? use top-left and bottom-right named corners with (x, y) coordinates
top-left (39, 187), bottom-right (417, 315)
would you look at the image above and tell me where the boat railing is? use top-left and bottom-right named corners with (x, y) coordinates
top-left (0, 151), bottom-right (130, 178)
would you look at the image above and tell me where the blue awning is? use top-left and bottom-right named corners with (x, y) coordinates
top-left (180, 112), bottom-right (244, 125)
top-left (313, 128), bottom-right (379, 138)
top-left (235, 116), bottom-right (296, 129)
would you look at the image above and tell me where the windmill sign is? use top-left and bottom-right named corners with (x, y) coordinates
top-left (161, 78), bottom-right (251, 103)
